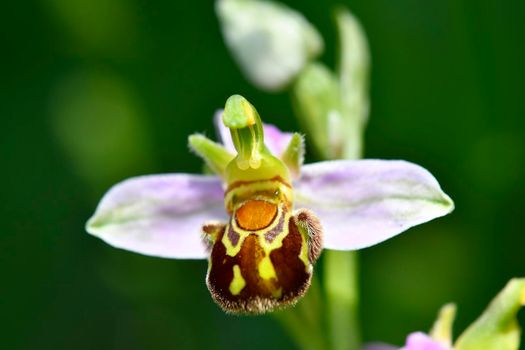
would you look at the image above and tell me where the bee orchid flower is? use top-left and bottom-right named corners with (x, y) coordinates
top-left (86, 95), bottom-right (454, 314)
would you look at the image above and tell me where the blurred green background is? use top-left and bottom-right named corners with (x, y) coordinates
top-left (1, 0), bottom-right (524, 348)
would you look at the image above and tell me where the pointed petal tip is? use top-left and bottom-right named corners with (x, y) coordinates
top-left (510, 277), bottom-right (525, 305)
top-left (295, 159), bottom-right (455, 251)
top-left (443, 193), bottom-right (455, 212)
top-left (85, 174), bottom-right (226, 260)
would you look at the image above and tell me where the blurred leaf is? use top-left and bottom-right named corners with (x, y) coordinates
top-left (429, 303), bottom-right (456, 347)
top-left (455, 278), bottom-right (525, 350)
top-left (335, 7), bottom-right (370, 159)
top-left (336, 7), bottom-right (370, 126)
top-left (51, 70), bottom-right (155, 190)
top-left (45, 0), bottom-right (138, 54)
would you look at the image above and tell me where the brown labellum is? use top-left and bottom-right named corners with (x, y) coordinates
top-left (204, 199), bottom-right (323, 314)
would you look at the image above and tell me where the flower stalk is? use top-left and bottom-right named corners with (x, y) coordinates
top-left (292, 6), bottom-right (369, 350)
top-left (324, 250), bottom-right (360, 350)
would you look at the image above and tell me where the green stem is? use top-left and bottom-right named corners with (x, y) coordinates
top-left (324, 250), bottom-right (360, 350)
top-left (274, 277), bottom-right (328, 350)
top-left (324, 130), bottom-right (363, 350)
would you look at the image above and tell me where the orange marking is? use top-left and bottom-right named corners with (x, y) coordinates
top-left (236, 200), bottom-right (277, 231)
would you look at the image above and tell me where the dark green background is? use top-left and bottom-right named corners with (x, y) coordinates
top-left (1, 0), bottom-right (524, 348)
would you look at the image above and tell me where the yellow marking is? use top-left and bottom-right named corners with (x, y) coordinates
top-left (257, 206), bottom-right (291, 254)
top-left (242, 100), bottom-right (256, 125)
top-left (296, 222), bottom-right (312, 272)
top-left (258, 256), bottom-right (277, 280)
top-left (221, 224), bottom-right (245, 257)
top-left (229, 265), bottom-right (246, 296)
top-left (520, 287), bottom-right (525, 305)
top-left (223, 203), bottom-right (292, 267)
top-left (224, 201), bottom-right (285, 257)
top-left (236, 200), bottom-right (277, 230)
top-left (299, 236), bottom-right (310, 272)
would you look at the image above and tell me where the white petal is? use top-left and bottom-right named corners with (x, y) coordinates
top-left (261, 123), bottom-right (293, 157)
top-left (216, 0), bottom-right (323, 91)
top-left (294, 160), bottom-right (454, 250)
top-left (86, 174), bottom-right (226, 259)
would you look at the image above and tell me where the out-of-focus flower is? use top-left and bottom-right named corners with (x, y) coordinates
top-left (86, 95), bottom-right (453, 314)
top-left (364, 333), bottom-right (452, 350)
top-left (366, 279), bottom-right (525, 350)
top-left (401, 332), bottom-right (452, 350)
top-left (216, 0), bottom-right (323, 91)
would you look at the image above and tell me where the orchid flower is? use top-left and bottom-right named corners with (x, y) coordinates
top-left (365, 304), bottom-right (456, 350)
top-left (365, 333), bottom-right (451, 350)
top-left (86, 95), bottom-right (453, 314)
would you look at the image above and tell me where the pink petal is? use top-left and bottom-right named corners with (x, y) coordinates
top-left (294, 160), bottom-right (454, 250)
top-left (363, 343), bottom-right (398, 350)
top-left (86, 174), bottom-right (226, 259)
top-left (262, 123), bottom-right (294, 156)
top-left (404, 332), bottom-right (450, 350)
top-left (214, 109), bottom-right (293, 156)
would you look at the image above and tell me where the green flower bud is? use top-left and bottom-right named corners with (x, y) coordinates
top-left (291, 8), bottom-right (370, 160)
top-left (292, 63), bottom-right (343, 160)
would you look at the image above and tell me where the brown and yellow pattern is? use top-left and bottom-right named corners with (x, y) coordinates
top-left (204, 187), bottom-right (322, 313)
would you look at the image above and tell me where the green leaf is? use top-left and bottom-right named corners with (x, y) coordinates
top-left (455, 278), bottom-right (525, 350)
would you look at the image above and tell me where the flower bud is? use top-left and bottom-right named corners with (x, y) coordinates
top-left (292, 63), bottom-right (343, 159)
top-left (216, 0), bottom-right (323, 91)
